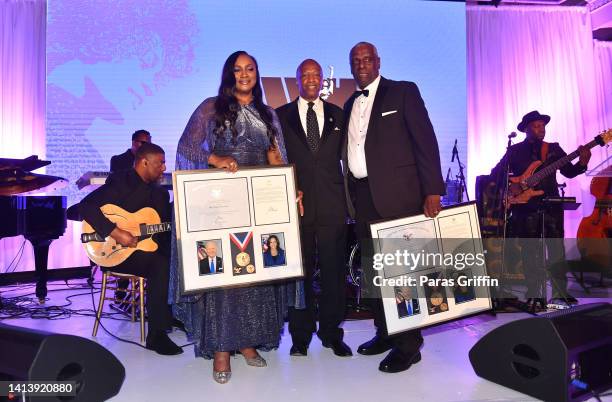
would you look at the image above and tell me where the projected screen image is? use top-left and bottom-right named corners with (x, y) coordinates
top-left (46, 0), bottom-right (466, 206)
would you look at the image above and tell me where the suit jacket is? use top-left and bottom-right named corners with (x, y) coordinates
top-left (79, 169), bottom-right (171, 256)
top-left (276, 98), bottom-right (347, 226)
top-left (199, 256), bottom-right (223, 275)
top-left (110, 149), bottom-right (135, 173)
top-left (342, 77), bottom-right (445, 219)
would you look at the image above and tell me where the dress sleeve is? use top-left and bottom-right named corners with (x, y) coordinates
top-left (176, 97), bottom-right (217, 170)
top-left (269, 108), bottom-right (288, 164)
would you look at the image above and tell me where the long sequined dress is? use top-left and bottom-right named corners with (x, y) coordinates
top-left (169, 97), bottom-right (304, 358)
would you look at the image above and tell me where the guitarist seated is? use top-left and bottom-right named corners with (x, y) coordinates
top-left (490, 110), bottom-right (591, 308)
top-left (80, 142), bottom-right (183, 355)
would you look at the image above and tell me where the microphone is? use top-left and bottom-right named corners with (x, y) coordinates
top-left (451, 139), bottom-right (458, 162)
top-left (508, 132), bottom-right (517, 139)
top-left (445, 168), bottom-right (451, 181)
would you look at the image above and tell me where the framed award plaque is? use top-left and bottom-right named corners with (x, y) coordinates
top-left (173, 165), bottom-right (303, 294)
top-left (368, 202), bottom-right (493, 336)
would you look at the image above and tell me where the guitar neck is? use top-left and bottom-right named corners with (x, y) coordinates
top-left (142, 222), bottom-right (172, 236)
top-left (525, 139), bottom-right (597, 187)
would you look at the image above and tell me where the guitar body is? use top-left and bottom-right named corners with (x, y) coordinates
top-left (504, 129), bottom-right (612, 208)
top-left (82, 204), bottom-right (161, 267)
top-left (507, 160), bottom-right (545, 205)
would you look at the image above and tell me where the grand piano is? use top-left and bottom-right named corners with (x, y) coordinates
top-left (0, 156), bottom-right (68, 302)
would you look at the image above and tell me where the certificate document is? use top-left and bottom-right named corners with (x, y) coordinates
top-left (183, 177), bottom-right (251, 232)
top-left (251, 175), bottom-right (290, 225)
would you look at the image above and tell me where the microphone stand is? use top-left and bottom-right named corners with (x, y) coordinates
top-left (452, 144), bottom-right (469, 202)
top-left (494, 133), bottom-right (537, 314)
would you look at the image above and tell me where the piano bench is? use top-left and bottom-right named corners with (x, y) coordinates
top-left (92, 271), bottom-right (146, 343)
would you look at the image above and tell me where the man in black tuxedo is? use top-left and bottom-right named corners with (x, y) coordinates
top-left (276, 59), bottom-right (352, 358)
top-left (198, 241), bottom-right (223, 275)
top-left (80, 142), bottom-right (182, 356)
top-left (343, 42), bottom-right (445, 373)
top-left (110, 129), bottom-right (151, 172)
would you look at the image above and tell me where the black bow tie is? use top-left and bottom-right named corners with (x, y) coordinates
top-left (354, 89), bottom-right (369, 98)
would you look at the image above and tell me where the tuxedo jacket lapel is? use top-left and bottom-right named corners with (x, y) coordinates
top-left (320, 101), bottom-right (335, 144)
top-left (365, 77), bottom-right (387, 147)
top-left (287, 99), bottom-right (310, 150)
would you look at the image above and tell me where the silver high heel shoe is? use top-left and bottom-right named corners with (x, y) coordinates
top-left (244, 354), bottom-right (267, 367)
top-left (213, 370), bottom-right (231, 384)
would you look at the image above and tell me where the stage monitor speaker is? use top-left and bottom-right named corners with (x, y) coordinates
top-left (0, 323), bottom-right (125, 401)
top-left (469, 303), bottom-right (612, 402)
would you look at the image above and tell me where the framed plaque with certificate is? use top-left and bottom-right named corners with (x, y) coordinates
top-left (173, 165), bottom-right (303, 294)
top-left (368, 202), bottom-right (492, 336)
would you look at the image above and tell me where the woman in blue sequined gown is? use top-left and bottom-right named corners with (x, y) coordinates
top-left (168, 51), bottom-right (303, 383)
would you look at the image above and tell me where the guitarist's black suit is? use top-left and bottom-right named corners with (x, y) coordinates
top-left (80, 168), bottom-right (173, 333)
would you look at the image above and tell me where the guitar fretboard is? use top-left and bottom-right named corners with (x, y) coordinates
top-left (524, 139), bottom-right (598, 188)
top-left (143, 222), bottom-right (172, 235)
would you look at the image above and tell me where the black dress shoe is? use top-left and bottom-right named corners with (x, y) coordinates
top-left (379, 348), bottom-right (421, 373)
top-left (146, 331), bottom-right (183, 356)
top-left (357, 336), bottom-right (392, 356)
top-left (290, 344), bottom-right (308, 356)
top-left (322, 340), bottom-right (353, 357)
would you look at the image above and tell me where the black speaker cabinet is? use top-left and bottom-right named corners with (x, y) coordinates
top-left (470, 303), bottom-right (612, 402)
top-left (0, 323), bottom-right (125, 401)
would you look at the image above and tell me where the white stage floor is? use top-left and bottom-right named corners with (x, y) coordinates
top-left (1, 278), bottom-right (611, 402)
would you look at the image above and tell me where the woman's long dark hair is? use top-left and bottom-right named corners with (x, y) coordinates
top-left (214, 51), bottom-right (277, 146)
top-left (266, 234), bottom-right (283, 252)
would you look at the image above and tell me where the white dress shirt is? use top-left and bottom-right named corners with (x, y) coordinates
top-left (347, 75), bottom-right (381, 179)
top-left (297, 96), bottom-right (324, 137)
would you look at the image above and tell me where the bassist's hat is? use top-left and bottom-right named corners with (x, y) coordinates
top-left (517, 110), bottom-right (550, 132)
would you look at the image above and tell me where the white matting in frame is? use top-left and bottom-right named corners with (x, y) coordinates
top-left (369, 202), bottom-right (492, 336)
top-left (173, 165), bottom-right (303, 294)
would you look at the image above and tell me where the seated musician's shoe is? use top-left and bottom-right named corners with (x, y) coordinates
top-left (322, 340), bottom-right (353, 357)
top-left (379, 348), bottom-right (421, 373)
top-left (289, 344), bottom-right (308, 356)
top-left (146, 331), bottom-right (183, 356)
top-left (357, 336), bottom-right (392, 356)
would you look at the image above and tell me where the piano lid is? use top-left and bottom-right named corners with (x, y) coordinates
top-left (0, 155), bottom-right (51, 171)
top-left (0, 156), bottom-right (67, 195)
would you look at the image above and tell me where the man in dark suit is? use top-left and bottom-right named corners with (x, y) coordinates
top-left (276, 59), bottom-right (352, 358)
top-left (80, 142), bottom-right (182, 356)
top-left (109, 129), bottom-right (151, 309)
top-left (110, 129), bottom-right (151, 172)
top-left (198, 241), bottom-right (223, 275)
top-left (490, 111), bottom-right (590, 308)
top-left (342, 42), bottom-right (445, 373)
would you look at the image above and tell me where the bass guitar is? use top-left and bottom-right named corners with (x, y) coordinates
top-left (507, 129), bottom-right (612, 206)
top-left (81, 204), bottom-right (171, 267)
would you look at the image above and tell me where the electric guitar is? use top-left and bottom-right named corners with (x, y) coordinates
top-left (81, 204), bottom-right (171, 267)
top-left (506, 129), bottom-right (612, 206)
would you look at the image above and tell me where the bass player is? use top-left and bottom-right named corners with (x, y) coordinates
top-left (490, 110), bottom-right (591, 309)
